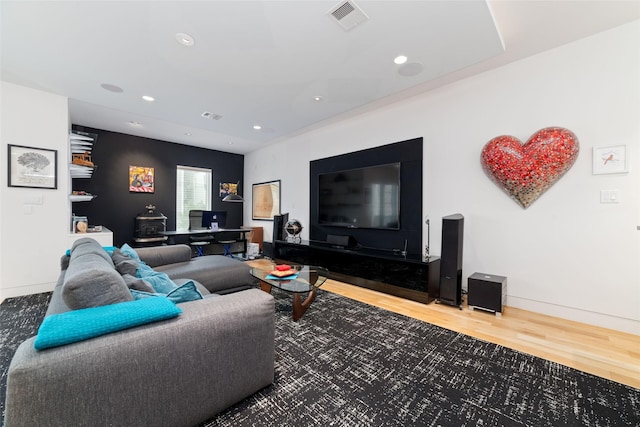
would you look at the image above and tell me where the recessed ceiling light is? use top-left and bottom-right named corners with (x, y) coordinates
top-left (100, 83), bottom-right (123, 93)
top-left (253, 125), bottom-right (262, 130)
top-left (176, 32), bottom-right (195, 47)
top-left (129, 121), bottom-right (141, 126)
top-left (313, 96), bottom-right (324, 102)
top-left (142, 95), bottom-right (155, 102)
top-left (185, 132), bottom-right (192, 136)
top-left (394, 55), bottom-right (408, 65)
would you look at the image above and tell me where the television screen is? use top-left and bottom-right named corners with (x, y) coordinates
top-left (318, 163), bottom-right (400, 229)
top-left (201, 210), bottom-right (227, 229)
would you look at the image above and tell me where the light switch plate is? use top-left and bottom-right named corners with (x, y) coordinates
top-left (600, 189), bottom-right (620, 203)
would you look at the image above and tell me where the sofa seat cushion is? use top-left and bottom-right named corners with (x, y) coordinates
top-left (154, 255), bottom-right (256, 293)
top-left (34, 297), bottom-right (182, 350)
top-left (62, 239), bottom-right (133, 310)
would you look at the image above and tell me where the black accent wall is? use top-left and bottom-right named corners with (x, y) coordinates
top-left (71, 126), bottom-right (244, 246)
top-left (309, 137), bottom-right (423, 255)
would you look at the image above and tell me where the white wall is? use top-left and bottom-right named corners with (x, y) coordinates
top-left (0, 82), bottom-right (71, 300)
top-left (244, 21), bottom-right (640, 334)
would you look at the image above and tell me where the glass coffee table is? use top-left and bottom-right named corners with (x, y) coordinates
top-left (250, 265), bottom-right (329, 321)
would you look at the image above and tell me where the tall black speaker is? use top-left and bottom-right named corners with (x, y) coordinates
top-left (439, 213), bottom-right (464, 308)
top-left (272, 213), bottom-right (289, 242)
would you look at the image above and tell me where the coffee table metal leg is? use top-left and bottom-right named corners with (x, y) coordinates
top-left (292, 288), bottom-right (317, 321)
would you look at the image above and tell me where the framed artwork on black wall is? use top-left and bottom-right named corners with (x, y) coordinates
top-left (129, 165), bottom-right (155, 193)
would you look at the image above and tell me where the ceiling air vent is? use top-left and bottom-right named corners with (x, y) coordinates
top-left (201, 111), bottom-right (222, 120)
top-left (328, 1), bottom-right (369, 31)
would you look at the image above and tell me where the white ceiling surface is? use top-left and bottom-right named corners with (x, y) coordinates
top-left (2, 1), bottom-right (639, 154)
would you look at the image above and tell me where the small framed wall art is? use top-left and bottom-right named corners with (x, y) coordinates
top-left (129, 165), bottom-right (155, 192)
top-left (8, 144), bottom-right (58, 189)
top-left (220, 182), bottom-right (238, 197)
top-left (252, 180), bottom-right (281, 220)
top-left (593, 145), bottom-right (627, 174)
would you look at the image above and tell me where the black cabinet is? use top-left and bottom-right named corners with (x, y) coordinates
top-left (274, 240), bottom-right (440, 304)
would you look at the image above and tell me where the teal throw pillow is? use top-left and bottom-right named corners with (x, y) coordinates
top-left (136, 263), bottom-right (177, 294)
top-left (130, 280), bottom-right (203, 304)
top-left (34, 298), bottom-right (182, 350)
top-left (118, 246), bottom-right (203, 303)
top-left (120, 243), bottom-right (141, 262)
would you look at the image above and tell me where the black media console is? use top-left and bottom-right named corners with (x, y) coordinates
top-left (273, 239), bottom-right (440, 304)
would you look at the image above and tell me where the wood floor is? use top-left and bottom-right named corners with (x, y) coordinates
top-left (248, 259), bottom-right (640, 389)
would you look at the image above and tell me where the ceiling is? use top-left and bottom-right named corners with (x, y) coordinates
top-left (2, 1), bottom-right (638, 154)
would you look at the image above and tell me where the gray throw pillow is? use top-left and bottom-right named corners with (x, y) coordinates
top-left (112, 248), bottom-right (139, 276)
top-left (62, 252), bottom-right (133, 310)
top-left (122, 274), bottom-right (155, 293)
top-left (71, 238), bottom-right (114, 267)
top-left (111, 248), bottom-right (130, 264)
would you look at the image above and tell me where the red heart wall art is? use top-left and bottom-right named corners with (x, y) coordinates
top-left (481, 127), bottom-right (579, 209)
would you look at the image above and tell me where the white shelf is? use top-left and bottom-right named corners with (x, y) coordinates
top-left (70, 164), bottom-right (94, 178)
top-left (69, 130), bottom-right (97, 178)
top-left (70, 194), bottom-right (95, 202)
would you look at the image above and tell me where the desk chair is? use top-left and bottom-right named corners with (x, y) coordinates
top-left (188, 210), bottom-right (213, 257)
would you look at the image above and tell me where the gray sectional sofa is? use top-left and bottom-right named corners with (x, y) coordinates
top-left (4, 238), bottom-right (275, 427)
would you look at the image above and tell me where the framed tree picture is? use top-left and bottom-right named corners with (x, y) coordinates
top-left (252, 180), bottom-right (281, 220)
top-left (8, 144), bottom-right (57, 189)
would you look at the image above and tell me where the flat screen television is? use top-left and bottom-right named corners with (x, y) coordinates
top-left (318, 162), bottom-right (401, 229)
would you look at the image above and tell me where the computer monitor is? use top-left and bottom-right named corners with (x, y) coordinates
top-left (201, 210), bottom-right (227, 229)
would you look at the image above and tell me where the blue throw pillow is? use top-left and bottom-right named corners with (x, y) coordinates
top-left (120, 243), bottom-right (141, 262)
top-left (34, 298), bottom-right (182, 350)
top-left (120, 244), bottom-right (203, 303)
top-left (130, 280), bottom-right (203, 304)
top-left (136, 263), bottom-right (177, 294)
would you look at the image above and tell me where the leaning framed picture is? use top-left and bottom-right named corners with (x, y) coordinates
top-left (593, 145), bottom-right (627, 174)
top-left (252, 180), bottom-right (281, 220)
top-left (8, 144), bottom-right (58, 189)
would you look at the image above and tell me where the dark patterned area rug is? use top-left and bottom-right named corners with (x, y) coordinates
top-left (0, 292), bottom-right (51, 422)
top-left (204, 290), bottom-right (640, 427)
top-left (2, 291), bottom-right (639, 426)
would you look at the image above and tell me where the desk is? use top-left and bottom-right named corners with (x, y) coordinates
top-left (162, 228), bottom-right (251, 255)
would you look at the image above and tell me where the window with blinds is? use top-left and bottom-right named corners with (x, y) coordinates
top-left (176, 165), bottom-right (212, 231)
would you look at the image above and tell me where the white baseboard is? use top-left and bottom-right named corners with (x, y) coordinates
top-left (507, 295), bottom-right (640, 336)
top-left (0, 282), bottom-right (56, 303)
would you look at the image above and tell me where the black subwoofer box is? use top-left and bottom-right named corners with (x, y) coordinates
top-left (468, 273), bottom-right (507, 316)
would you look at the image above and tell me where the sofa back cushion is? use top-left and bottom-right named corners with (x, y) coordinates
top-left (62, 238), bottom-right (133, 310)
